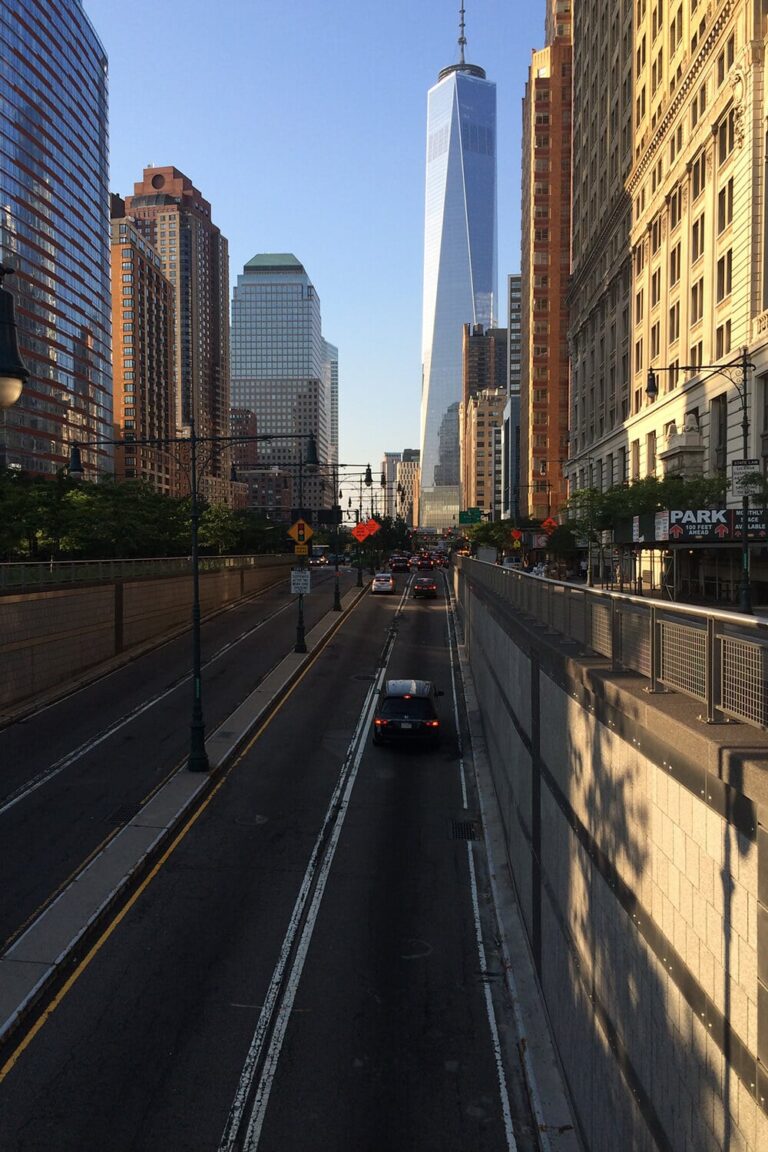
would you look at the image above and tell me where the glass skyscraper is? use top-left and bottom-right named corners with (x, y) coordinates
top-left (0, 0), bottom-right (111, 476)
top-left (419, 29), bottom-right (497, 529)
top-left (230, 254), bottom-right (335, 515)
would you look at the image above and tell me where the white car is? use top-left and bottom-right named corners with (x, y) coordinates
top-left (371, 572), bottom-right (396, 594)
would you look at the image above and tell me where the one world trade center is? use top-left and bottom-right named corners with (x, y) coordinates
top-left (419, 8), bottom-right (497, 529)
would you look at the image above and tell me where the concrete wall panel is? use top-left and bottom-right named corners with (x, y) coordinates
top-left (456, 563), bottom-right (768, 1152)
top-left (0, 559), bottom-right (292, 711)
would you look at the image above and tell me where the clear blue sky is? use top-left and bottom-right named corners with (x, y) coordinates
top-left (84, 0), bottom-right (544, 473)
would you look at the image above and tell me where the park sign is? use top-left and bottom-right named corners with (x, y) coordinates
top-left (667, 508), bottom-right (767, 541)
top-left (614, 508), bottom-right (767, 543)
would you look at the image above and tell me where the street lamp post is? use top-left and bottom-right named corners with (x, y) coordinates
top-left (647, 347), bottom-right (754, 614)
top-left (70, 427), bottom-right (319, 767)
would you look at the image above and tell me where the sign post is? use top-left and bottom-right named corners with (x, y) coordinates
top-left (288, 519), bottom-right (313, 653)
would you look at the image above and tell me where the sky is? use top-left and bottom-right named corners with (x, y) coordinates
top-left (84, 0), bottom-right (545, 474)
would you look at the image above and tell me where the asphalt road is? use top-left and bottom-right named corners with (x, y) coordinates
top-left (0, 567), bottom-right (353, 950)
top-left (0, 570), bottom-right (538, 1151)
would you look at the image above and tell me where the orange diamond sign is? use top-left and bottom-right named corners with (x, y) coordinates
top-left (351, 522), bottom-right (369, 542)
top-left (288, 518), bottom-right (313, 543)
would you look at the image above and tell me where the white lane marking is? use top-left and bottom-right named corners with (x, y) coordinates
top-left (443, 575), bottom-right (468, 808)
top-left (0, 600), bottom-right (296, 817)
top-left (445, 572), bottom-right (517, 1148)
top-left (218, 658), bottom-right (390, 1152)
top-left (466, 840), bottom-right (518, 1151)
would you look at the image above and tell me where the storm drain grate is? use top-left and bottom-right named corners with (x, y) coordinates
top-left (451, 819), bottom-right (477, 841)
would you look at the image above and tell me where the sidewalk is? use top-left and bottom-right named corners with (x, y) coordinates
top-left (0, 585), bottom-right (365, 1045)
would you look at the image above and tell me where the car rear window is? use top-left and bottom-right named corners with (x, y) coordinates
top-left (379, 697), bottom-right (434, 720)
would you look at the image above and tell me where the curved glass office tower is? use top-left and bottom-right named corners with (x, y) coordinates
top-left (0, 1), bottom-right (111, 476)
top-left (419, 49), bottom-right (497, 529)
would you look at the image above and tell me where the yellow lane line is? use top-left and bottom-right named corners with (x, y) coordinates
top-left (0, 603), bottom-right (355, 1080)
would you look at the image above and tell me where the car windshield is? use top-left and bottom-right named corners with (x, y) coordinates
top-left (379, 697), bottom-right (434, 720)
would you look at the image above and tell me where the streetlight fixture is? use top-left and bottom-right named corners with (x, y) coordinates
top-left (647, 348), bottom-right (754, 614)
top-left (69, 426), bottom-right (319, 769)
top-left (0, 265), bottom-right (29, 410)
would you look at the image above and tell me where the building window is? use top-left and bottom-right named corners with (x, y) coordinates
top-left (670, 241), bottom-right (681, 285)
top-left (669, 185), bottom-right (682, 229)
top-left (718, 178), bottom-right (734, 233)
top-left (716, 249), bottom-right (732, 302)
top-left (647, 430), bottom-right (657, 474)
top-left (651, 267), bottom-right (661, 307)
top-left (669, 300), bottom-right (680, 343)
top-left (710, 394), bottom-right (728, 471)
top-left (691, 213), bottom-right (705, 262)
top-left (716, 319), bottom-right (732, 358)
top-left (690, 278), bottom-right (704, 323)
top-left (650, 321), bottom-right (660, 359)
top-left (691, 83), bottom-right (707, 128)
top-left (718, 108), bottom-right (736, 166)
top-left (717, 35), bottom-right (735, 86)
top-left (691, 150), bottom-right (706, 200)
top-left (631, 440), bottom-right (640, 480)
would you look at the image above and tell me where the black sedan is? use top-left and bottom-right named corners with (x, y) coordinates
top-left (412, 575), bottom-right (438, 599)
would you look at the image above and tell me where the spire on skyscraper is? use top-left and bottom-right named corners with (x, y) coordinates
top-left (440, 2), bottom-right (485, 81)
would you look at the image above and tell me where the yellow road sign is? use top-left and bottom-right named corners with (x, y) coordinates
top-left (294, 542), bottom-right (309, 555)
top-left (288, 518), bottom-right (314, 543)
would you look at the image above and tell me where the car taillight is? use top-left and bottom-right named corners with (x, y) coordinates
top-left (426, 720), bottom-right (439, 728)
top-left (374, 718), bottom-right (388, 727)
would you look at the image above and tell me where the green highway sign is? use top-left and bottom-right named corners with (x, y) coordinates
top-left (459, 507), bottom-right (482, 524)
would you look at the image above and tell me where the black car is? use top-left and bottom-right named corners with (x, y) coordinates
top-left (372, 679), bottom-right (444, 746)
top-left (413, 575), bottom-right (438, 598)
top-left (389, 555), bottom-right (410, 572)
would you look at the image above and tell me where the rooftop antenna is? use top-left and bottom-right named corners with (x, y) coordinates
top-left (458, 3), bottom-right (467, 64)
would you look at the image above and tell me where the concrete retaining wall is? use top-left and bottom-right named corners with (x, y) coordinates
top-left (0, 557), bottom-right (292, 711)
top-left (456, 560), bottom-right (768, 1152)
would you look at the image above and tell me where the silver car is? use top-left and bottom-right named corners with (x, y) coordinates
top-left (371, 572), bottom-right (396, 594)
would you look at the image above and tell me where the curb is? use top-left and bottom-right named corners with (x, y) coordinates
top-left (0, 584), bottom-right (367, 1053)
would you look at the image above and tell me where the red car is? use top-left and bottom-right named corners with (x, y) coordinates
top-left (413, 576), bottom-right (437, 598)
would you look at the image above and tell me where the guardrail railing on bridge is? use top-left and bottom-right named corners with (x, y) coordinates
top-left (460, 558), bottom-right (768, 731)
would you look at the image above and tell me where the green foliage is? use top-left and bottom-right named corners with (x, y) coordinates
top-left (467, 519), bottom-right (513, 551)
top-left (199, 502), bottom-right (239, 555)
top-left (566, 473), bottom-right (730, 536)
top-left (0, 470), bottom-right (286, 560)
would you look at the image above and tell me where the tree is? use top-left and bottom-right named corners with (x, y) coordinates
top-left (199, 502), bottom-right (239, 555)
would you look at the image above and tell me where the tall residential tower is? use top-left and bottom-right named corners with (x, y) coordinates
top-left (419, 6), bottom-right (497, 529)
top-left (124, 166), bottom-right (231, 503)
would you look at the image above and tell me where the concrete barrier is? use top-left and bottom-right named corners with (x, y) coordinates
top-left (0, 557), bottom-right (292, 712)
top-left (456, 562), bottom-right (768, 1152)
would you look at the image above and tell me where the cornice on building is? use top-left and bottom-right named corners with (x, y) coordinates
top-left (627, 0), bottom-right (736, 196)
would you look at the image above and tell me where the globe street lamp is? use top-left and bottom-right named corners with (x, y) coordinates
top-left (647, 348), bottom-right (754, 614)
top-left (0, 265), bottom-right (29, 410)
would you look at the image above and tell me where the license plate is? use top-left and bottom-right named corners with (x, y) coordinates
top-left (399, 722), bottom-right (413, 729)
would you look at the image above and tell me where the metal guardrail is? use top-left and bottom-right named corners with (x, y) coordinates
top-left (460, 557), bottom-right (768, 731)
top-left (0, 554), bottom-right (290, 591)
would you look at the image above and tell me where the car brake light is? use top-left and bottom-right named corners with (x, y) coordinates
top-left (374, 718), bottom-right (387, 727)
top-left (426, 720), bottom-right (439, 728)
